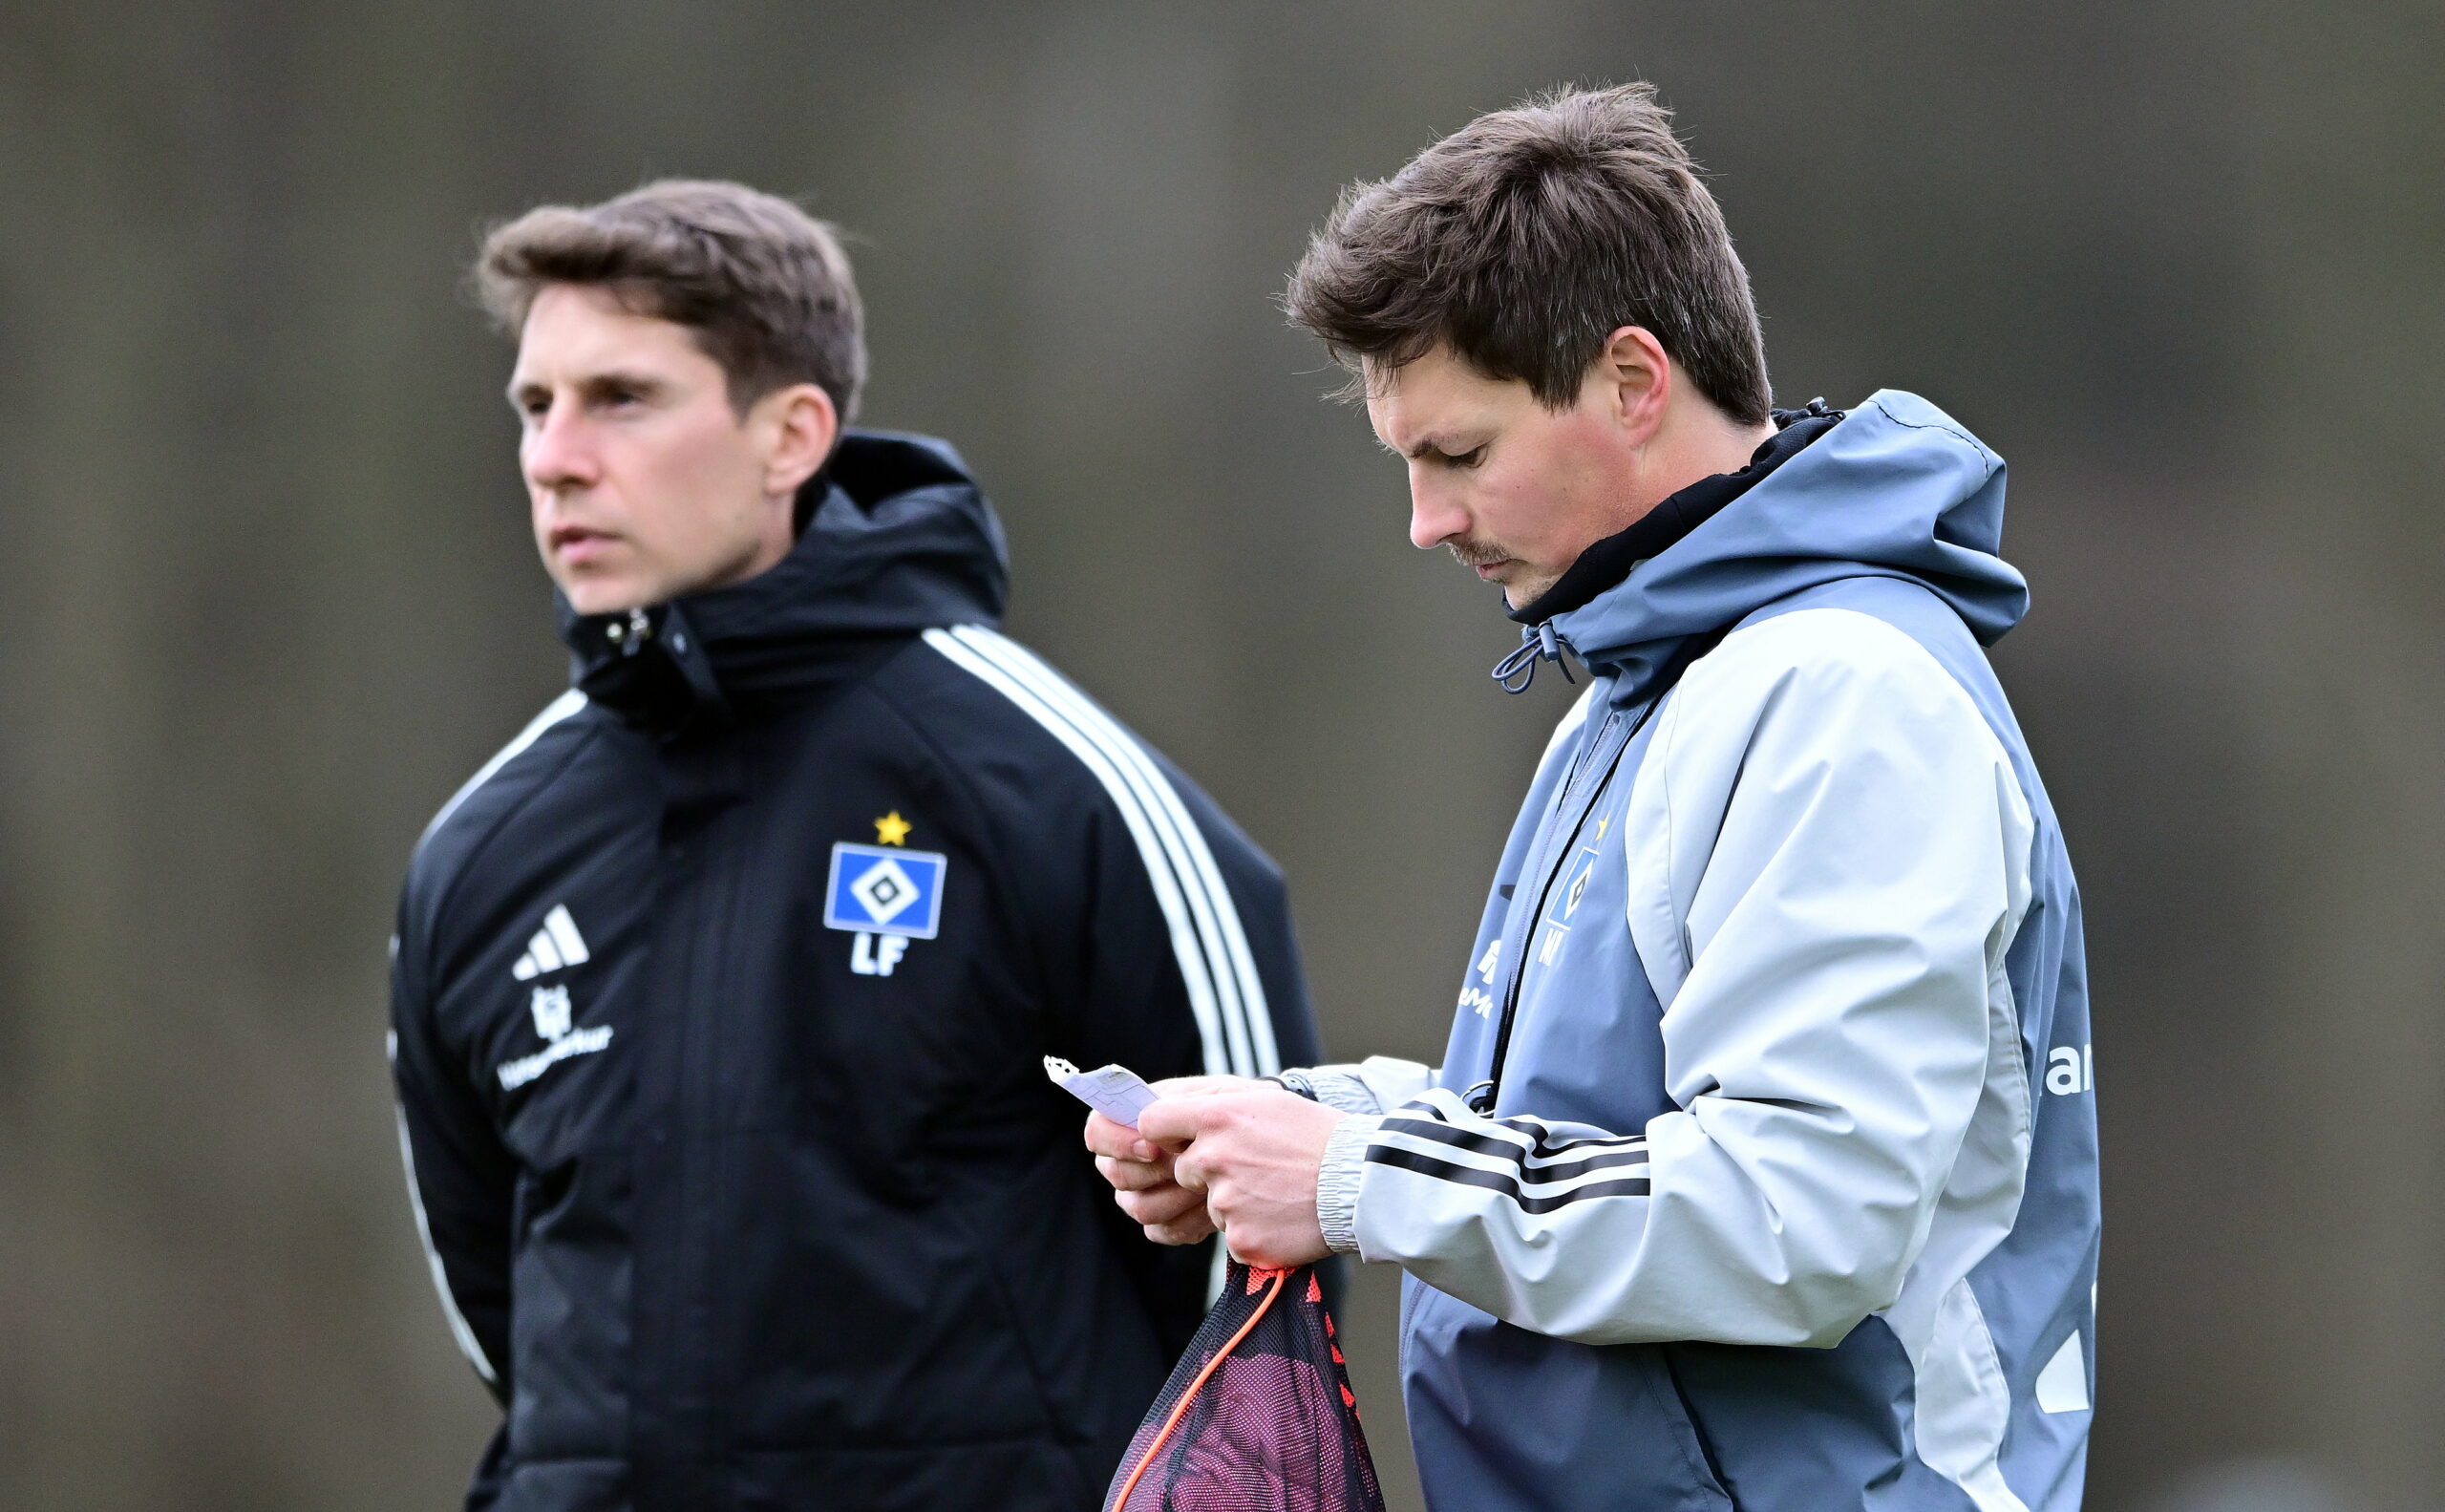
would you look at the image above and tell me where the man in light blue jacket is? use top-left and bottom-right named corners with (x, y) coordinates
top-left (1086, 83), bottom-right (2096, 1512)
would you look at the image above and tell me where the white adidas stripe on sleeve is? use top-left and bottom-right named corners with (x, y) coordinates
top-left (921, 629), bottom-right (1232, 1072)
top-left (422, 690), bottom-right (589, 843)
top-left (388, 1031), bottom-right (500, 1387)
top-left (945, 627), bottom-right (1275, 1075)
top-left (920, 626), bottom-right (1277, 1080)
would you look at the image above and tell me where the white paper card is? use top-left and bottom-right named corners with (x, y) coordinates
top-left (1044, 1056), bottom-right (1159, 1128)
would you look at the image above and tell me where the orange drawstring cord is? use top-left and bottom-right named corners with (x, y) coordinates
top-left (1109, 1267), bottom-right (1291, 1511)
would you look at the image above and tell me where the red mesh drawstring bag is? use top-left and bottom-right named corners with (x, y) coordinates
top-left (1104, 1261), bottom-right (1386, 1512)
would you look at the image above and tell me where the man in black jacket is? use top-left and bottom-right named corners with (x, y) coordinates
top-left (389, 180), bottom-right (1320, 1512)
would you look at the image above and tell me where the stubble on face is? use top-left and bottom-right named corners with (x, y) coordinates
top-left (1369, 345), bottom-right (1674, 611)
top-left (1368, 348), bottom-right (1590, 608)
top-left (1449, 533), bottom-right (1563, 608)
top-left (1444, 534), bottom-right (1507, 570)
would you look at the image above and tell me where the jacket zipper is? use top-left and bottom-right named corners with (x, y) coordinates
top-left (1468, 629), bottom-right (1727, 1115)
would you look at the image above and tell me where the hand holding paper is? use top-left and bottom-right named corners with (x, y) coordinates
top-left (1070, 1067), bottom-right (1262, 1247)
top-left (1044, 1056), bottom-right (1159, 1128)
top-left (1065, 1064), bottom-right (1342, 1265)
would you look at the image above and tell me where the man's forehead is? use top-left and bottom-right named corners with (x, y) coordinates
top-left (1363, 357), bottom-right (1433, 443)
top-left (511, 284), bottom-right (704, 383)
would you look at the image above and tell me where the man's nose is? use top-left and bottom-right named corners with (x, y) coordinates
top-left (521, 399), bottom-right (598, 491)
top-left (1408, 473), bottom-right (1469, 551)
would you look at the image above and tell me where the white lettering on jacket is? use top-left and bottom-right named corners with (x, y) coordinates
top-left (2045, 1043), bottom-right (2094, 1096)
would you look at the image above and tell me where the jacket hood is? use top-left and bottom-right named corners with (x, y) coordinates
top-left (557, 429), bottom-right (1010, 732)
top-left (1545, 390), bottom-right (2027, 704)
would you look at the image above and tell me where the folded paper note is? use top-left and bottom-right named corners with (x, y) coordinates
top-left (1045, 1056), bottom-right (1159, 1128)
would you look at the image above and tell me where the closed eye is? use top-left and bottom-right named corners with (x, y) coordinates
top-left (1387, 436), bottom-right (1492, 468)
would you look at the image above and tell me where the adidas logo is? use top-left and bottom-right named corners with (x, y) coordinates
top-left (512, 905), bottom-right (591, 980)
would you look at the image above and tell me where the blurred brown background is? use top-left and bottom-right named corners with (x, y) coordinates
top-left (1, 4), bottom-right (2439, 1509)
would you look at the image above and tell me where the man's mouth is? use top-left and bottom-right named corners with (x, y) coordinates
top-left (549, 525), bottom-right (619, 564)
top-left (1447, 541), bottom-right (1509, 579)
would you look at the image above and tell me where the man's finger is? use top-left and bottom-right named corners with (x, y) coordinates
top-left (1136, 1092), bottom-right (1238, 1148)
top-left (1116, 1182), bottom-right (1206, 1227)
top-left (1095, 1154), bottom-right (1176, 1192)
top-left (1146, 1075), bottom-right (1262, 1099)
top-left (1144, 1210), bottom-right (1219, 1246)
top-left (1082, 1111), bottom-right (1162, 1162)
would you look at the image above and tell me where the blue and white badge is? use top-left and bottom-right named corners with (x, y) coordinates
top-left (823, 842), bottom-right (947, 939)
top-left (1551, 847), bottom-right (1600, 926)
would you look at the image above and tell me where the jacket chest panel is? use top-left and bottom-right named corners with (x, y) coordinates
top-left (500, 713), bottom-right (1036, 1169)
top-left (1442, 702), bottom-right (1678, 1133)
top-left (1499, 779), bottom-right (1678, 1133)
top-left (1496, 802), bottom-right (1691, 1130)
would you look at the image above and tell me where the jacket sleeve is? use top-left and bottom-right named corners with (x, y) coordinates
top-left (388, 905), bottom-right (517, 1403)
top-left (1051, 743), bottom-right (1321, 1090)
top-left (1289, 1056), bottom-right (1436, 1115)
top-left (1031, 739), bottom-right (1326, 1337)
top-left (917, 625), bottom-right (1319, 1085)
top-left (1320, 610), bottom-right (2034, 1348)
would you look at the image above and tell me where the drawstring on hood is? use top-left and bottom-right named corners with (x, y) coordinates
top-left (1491, 622), bottom-right (1576, 694)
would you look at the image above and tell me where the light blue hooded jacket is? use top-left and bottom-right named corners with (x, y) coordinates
top-left (1300, 392), bottom-right (2096, 1512)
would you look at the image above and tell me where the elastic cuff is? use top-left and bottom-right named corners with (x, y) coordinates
top-left (1294, 1069), bottom-right (1384, 1116)
top-left (1316, 1114), bottom-right (1381, 1256)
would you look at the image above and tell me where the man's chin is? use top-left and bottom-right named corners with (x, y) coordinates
top-left (1499, 577), bottom-right (1559, 613)
top-left (1461, 558), bottom-right (1558, 612)
top-left (556, 574), bottom-right (656, 618)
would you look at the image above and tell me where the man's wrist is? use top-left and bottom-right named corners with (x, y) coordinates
top-left (1316, 1113), bottom-right (1381, 1256)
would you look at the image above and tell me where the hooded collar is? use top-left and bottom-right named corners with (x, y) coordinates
top-left (1510, 399), bottom-right (1845, 628)
top-left (558, 430), bottom-right (1009, 735)
top-left (1501, 391), bottom-right (2029, 707)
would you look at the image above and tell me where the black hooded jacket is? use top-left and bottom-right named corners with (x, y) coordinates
top-left (389, 432), bottom-right (1321, 1512)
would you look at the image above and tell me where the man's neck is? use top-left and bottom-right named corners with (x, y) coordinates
top-left (1633, 412), bottom-right (1777, 523)
top-left (1508, 407), bottom-right (1807, 625)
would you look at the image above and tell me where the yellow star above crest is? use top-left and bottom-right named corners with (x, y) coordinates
top-left (874, 811), bottom-right (913, 846)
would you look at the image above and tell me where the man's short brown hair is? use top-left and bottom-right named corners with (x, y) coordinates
top-left (477, 179), bottom-right (865, 422)
top-left (1285, 83), bottom-right (1770, 426)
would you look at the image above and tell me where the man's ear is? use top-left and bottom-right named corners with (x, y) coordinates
top-left (755, 382), bottom-right (840, 499)
top-left (1598, 325), bottom-right (1672, 445)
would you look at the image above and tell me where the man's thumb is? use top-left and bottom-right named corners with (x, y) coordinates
top-left (1135, 1095), bottom-right (1206, 1147)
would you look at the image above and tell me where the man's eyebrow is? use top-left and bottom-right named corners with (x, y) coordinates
top-left (1372, 432), bottom-right (1444, 459)
top-left (582, 369), bottom-right (665, 392)
top-left (504, 370), bottom-right (667, 404)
